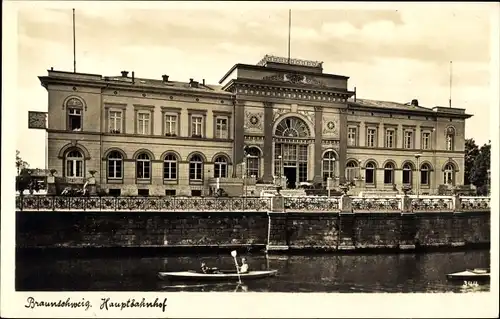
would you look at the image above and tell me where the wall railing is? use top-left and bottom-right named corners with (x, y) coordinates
top-left (15, 195), bottom-right (490, 213)
top-left (15, 196), bottom-right (272, 212)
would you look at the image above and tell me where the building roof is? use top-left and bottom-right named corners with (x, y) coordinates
top-left (40, 70), bottom-right (231, 96)
top-left (103, 75), bottom-right (230, 94)
top-left (348, 98), bottom-right (472, 118)
top-left (349, 98), bottom-right (433, 112)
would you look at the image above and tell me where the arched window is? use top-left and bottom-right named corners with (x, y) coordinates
top-left (420, 164), bottom-right (430, 186)
top-left (247, 147), bottom-right (260, 178)
top-left (163, 154), bottom-right (177, 180)
top-left (274, 117), bottom-right (310, 187)
top-left (446, 127), bottom-right (455, 151)
top-left (136, 153), bottom-right (151, 180)
top-left (402, 163), bottom-right (413, 185)
top-left (384, 162), bottom-right (395, 185)
top-left (322, 151), bottom-right (336, 182)
top-left (66, 97), bottom-right (84, 131)
top-left (107, 151), bottom-right (123, 180)
top-left (214, 156), bottom-right (228, 178)
top-left (275, 117), bottom-right (310, 137)
top-left (443, 163), bottom-right (455, 185)
top-left (65, 150), bottom-right (84, 178)
top-left (189, 154), bottom-right (203, 181)
top-left (345, 160), bottom-right (358, 181)
top-left (365, 162), bottom-right (376, 185)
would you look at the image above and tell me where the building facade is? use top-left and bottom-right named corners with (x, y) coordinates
top-left (36, 55), bottom-right (471, 196)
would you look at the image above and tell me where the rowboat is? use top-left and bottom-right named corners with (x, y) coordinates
top-left (158, 270), bottom-right (278, 281)
top-left (446, 268), bottom-right (490, 281)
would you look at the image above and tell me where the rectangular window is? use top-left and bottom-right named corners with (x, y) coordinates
top-left (367, 128), bottom-right (376, 147)
top-left (68, 108), bottom-right (82, 131)
top-left (421, 171), bottom-right (429, 185)
top-left (347, 127), bottom-right (357, 146)
top-left (163, 161), bottom-right (177, 180)
top-left (215, 117), bottom-right (228, 139)
top-left (138, 189), bottom-right (149, 196)
top-left (109, 110), bottom-right (123, 133)
top-left (191, 190), bottom-right (202, 197)
top-left (108, 159), bottom-right (122, 179)
top-left (137, 112), bottom-right (150, 135)
top-left (384, 170), bottom-right (393, 184)
top-left (191, 116), bottom-right (203, 137)
top-left (404, 131), bottom-right (413, 149)
top-left (298, 163), bottom-right (308, 183)
top-left (422, 132), bottom-right (431, 150)
top-left (164, 115), bottom-right (177, 136)
top-left (189, 163), bottom-right (203, 181)
top-left (66, 159), bottom-right (83, 177)
top-left (108, 189), bottom-right (121, 197)
top-left (385, 129), bottom-right (395, 148)
top-left (165, 189), bottom-right (176, 196)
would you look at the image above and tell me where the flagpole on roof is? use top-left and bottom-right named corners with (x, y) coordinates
top-left (288, 9), bottom-right (291, 64)
top-left (449, 61), bottom-right (453, 108)
top-left (73, 8), bottom-right (76, 73)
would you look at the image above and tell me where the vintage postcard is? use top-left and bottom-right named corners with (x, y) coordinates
top-left (2, 1), bottom-right (499, 318)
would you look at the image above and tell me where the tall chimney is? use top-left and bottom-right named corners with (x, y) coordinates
top-left (202, 79), bottom-right (205, 85)
top-left (411, 99), bottom-right (419, 106)
top-left (132, 71), bottom-right (135, 84)
top-left (162, 74), bottom-right (169, 82)
top-left (354, 87), bottom-right (357, 102)
top-left (121, 70), bottom-right (129, 77)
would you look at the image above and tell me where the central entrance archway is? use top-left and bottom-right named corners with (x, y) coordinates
top-left (273, 116), bottom-right (311, 189)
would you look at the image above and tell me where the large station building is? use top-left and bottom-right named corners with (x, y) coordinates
top-left (33, 55), bottom-right (472, 196)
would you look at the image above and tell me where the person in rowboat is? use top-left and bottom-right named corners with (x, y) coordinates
top-left (239, 258), bottom-right (249, 274)
top-left (200, 262), bottom-right (221, 274)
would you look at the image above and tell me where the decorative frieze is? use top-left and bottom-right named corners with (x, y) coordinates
top-left (322, 140), bottom-right (340, 147)
top-left (244, 135), bottom-right (265, 143)
top-left (262, 73), bottom-right (327, 87)
top-left (244, 111), bottom-right (264, 131)
top-left (273, 137), bottom-right (313, 144)
top-left (273, 108), bottom-right (289, 121)
top-left (322, 114), bottom-right (340, 137)
top-left (236, 84), bottom-right (349, 103)
top-left (298, 110), bottom-right (315, 125)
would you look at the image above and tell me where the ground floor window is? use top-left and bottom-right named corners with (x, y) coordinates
top-left (191, 190), bottom-right (202, 197)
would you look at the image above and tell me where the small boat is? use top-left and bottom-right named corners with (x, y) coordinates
top-left (158, 270), bottom-right (278, 281)
top-left (446, 268), bottom-right (490, 281)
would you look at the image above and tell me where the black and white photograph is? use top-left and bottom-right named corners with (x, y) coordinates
top-left (2, 1), bottom-right (499, 318)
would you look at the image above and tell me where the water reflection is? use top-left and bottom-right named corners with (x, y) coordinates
top-left (16, 250), bottom-right (490, 293)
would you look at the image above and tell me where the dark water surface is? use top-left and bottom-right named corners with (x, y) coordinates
top-left (16, 250), bottom-right (490, 293)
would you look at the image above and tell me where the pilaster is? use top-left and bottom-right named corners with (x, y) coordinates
top-left (313, 106), bottom-right (323, 183)
top-left (232, 100), bottom-right (245, 177)
top-left (262, 102), bottom-right (274, 183)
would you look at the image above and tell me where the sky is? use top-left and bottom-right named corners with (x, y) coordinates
top-left (12, 1), bottom-right (497, 169)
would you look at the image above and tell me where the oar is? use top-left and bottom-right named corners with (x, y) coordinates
top-left (231, 250), bottom-right (242, 284)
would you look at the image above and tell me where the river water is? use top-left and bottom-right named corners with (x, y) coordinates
top-left (16, 250), bottom-right (490, 293)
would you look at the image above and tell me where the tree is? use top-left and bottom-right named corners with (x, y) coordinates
top-left (470, 142), bottom-right (491, 196)
top-left (16, 150), bottom-right (29, 175)
top-left (464, 138), bottom-right (479, 185)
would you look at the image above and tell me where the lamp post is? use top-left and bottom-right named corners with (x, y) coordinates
top-left (244, 154), bottom-right (251, 197)
top-left (487, 169), bottom-right (491, 196)
top-left (414, 153), bottom-right (422, 199)
top-left (277, 155), bottom-right (282, 188)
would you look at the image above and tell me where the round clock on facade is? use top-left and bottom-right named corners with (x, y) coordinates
top-left (327, 121), bottom-right (335, 130)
